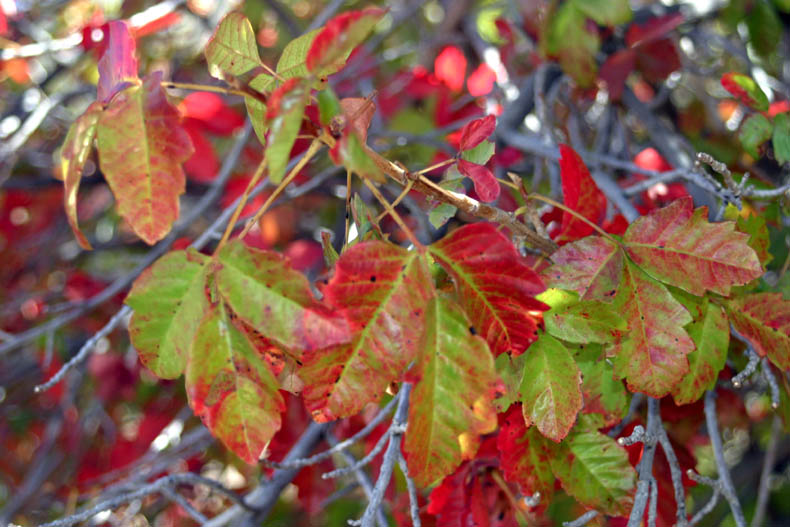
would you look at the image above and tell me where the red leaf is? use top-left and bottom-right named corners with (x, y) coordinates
top-left (435, 46), bottom-right (467, 92)
top-left (179, 92), bottom-right (244, 135)
top-left (305, 8), bottom-right (386, 73)
top-left (726, 293), bottom-right (790, 371)
top-left (97, 20), bottom-right (139, 104)
top-left (636, 39), bottom-right (681, 84)
top-left (457, 159), bottom-right (499, 202)
top-left (599, 49), bottom-right (636, 100)
top-left (429, 223), bottom-right (547, 356)
top-left (182, 120), bottom-right (220, 183)
top-left (458, 115), bottom-right (496, 151)
top-left (721, 72), bottom-right (770, 111)
top-left (497, 404), bottom-right (555, 500)
top-left (468, 63), bottom-right (496, 97)
top-left (625, 13), bottom-right (684, 48)
top-left (556, 144), bottom-right (607, 243)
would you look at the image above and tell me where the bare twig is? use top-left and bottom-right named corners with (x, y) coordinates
top-left (751, 415), bottom-right (782, 527)
top-left (563, 510), bottom-right (599, 527)
top-left (397, 453), bottom-right (422, 527)
top-left (322, 429), bottom-right (391, 479)
top-left (627, 398), bottom-right (660, 527)
top-left (657, 425), bottom-right (688, 526)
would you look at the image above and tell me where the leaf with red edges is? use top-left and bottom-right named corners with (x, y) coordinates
top-left (457, 159), bottom-right (499, 202)
top-left (609, 260), bottom-right (694, 397)
top-left (726, 293), bottom-right (790, 370)
top-left (215, 240), bottom-right (350, 356)
top-left (60, 102), bottom-right (102, 250)
top-left (497, 403), bottom-right (555, 499)
top-left (305, 8), bottom-right (385, 73)
top-left (672, 292), bottom-right (729, 405)
top-left (186, 304), bottom-right (284, 464)
top-left (97, 20), bottom-right (139, 104)
top-left (556, 144), bottom-right (607, 243)
top-left (301, 242), bottom-right (433, 421)
top-left (543, 236), bottom-right (623, 302)
top-left (550, 415), bottom-right (636, 516)
top-left (404, 294), bottom-right (498, 487)
top-left (265, 78), bottom-right (309, 184)
top-left (519, 333), bottom-right (583, 441)
top-left (458, 115), bottom-right (496, 151)
top-left (96, 72), bottom-right (193, 245)
top-left (721, 72), bottom-right (769, 111)
top-left (623, 197), bottom-right (763, 296)
top-left (429, 223), bottom-right (547, 356)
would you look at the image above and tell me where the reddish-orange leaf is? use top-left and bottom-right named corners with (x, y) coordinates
top-left (429, 223), bottom-right (546, 356)
top-left (96, 72), bottom-right (193, 245)
top-left (458, 115), bottom-right (496, 151)
top-left (457, 160), bottom-right (499, 202)
top-left (556, 144), bottom-right (607, 243)
top-left (623, 197), bottom-right (763, 296)
top-left (60, 102), bottom-right (102, 250)
top-left (305, 8), bottom-right (385, 73)
top-left (97, 20), bottom-right (139, 103)
top-left (301, 242), bottom-right (433, 422)
top-left (543, 236), bottom-right (623, 302)
top-left (497, 404), bottom-right (555, 499)
top-left (434, 46), bottom-right (467, 92)
top-left (609, 260), bottom-right (694, 397)
top-left (726, 293), bottom-right (790, 371)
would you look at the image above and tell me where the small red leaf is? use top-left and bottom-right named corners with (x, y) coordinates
top-left (721, 72), bottom-right (770, 111)
top-left (625, 13), bottom-right (684, 48)
top-left (457, 159), bottom-right (499, 202)
top-left (599, 49), bottom-right (636, 100)
top-left (557, 144), bottom-right (607, 242)
top-left (97, 20), bottom-right (139, 104)
top-left (467, 63), bottom-right (496, 97)
top-left (458, 115), bottom-right (496, 151)
top-left (434, 46), bottom-right (467, 92)
top-left (305, 8), bottom-right (385, 73)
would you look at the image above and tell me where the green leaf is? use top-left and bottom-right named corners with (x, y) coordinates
top-left (403, 295), bottom-right (498, 487)
top-left (726, 293), bottom-right (790, 370)
top-left (739, 113), bottom-right (772, 158)
top-left (746, 0), bottom-right (781, 58)
top-left (186, 304), bottom-right (284, 464)
top-left (494, 351), bottom-right (528, 412)
top-left (609, 260), bottom-right (694, 398)
top-left (96, 73), bottom-right (192, 245)
top-left (205, 12), bottom-right (263, 80)
top-left (550, 415), bottom-right (636, 516)
top-left (245, 96), bottom-right (267, 145)
top-left (428, 166), bottom-right (464, 229)
top-left (773, 113), bottom-right (790, 165)
top-left (544, 293), bottom-right (627, 344)
top-left (671, 292), bottom-right (729, 405)
top-left (460, 140), bottom-right (495, 165)
top-left (737, 213), bottom-right (773, 266)
top-left (572, 0), bottom-right (632, 26)
top-left (215, 240), bottom-right (349, 355)
top-left (543, 2), bottom-right (600, 88)
top-left (519, 333), bottom-right (583, 441)
top-left (301, 243), bottom-right (434, 421)
top-left (543, 236), bottom-right (623, 302)
top-left (623, 197), bottom-right (763, 296)
top-left (60, 102), bottom-right (102, 250)
top-left (497, 403), bottom-right (556, 499)
top-left (265, 79), bottom-right (309, 184)
top-left (335, 132), bottom-right (383, 181)
top-left (317, 87), bottom-right (342, 125)
top-left (126, 249), bottom-right (211, 379)
top-left (574, 344), bottom-right (628, 427)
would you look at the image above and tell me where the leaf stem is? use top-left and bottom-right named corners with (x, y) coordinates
top-left (161, 81), bottom-right (249, 98)
top-left (414, 158), bottom-right (455, 176)
top-left (490, 469), bottom-right (531, 524)
top-left (215, 157), bottom-right (267, 254)
top-left (527, 193), bottom-right (617, 242)
top-left (238, 139), bottom-right (323, 240)
top-left (363, 178), bottom-right (422, 249)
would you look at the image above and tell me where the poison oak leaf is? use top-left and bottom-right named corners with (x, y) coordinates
top-left (458, 115), bottom-right (496, 152)
top-left (518, 333), bottom-right (583, 441)
top-left (721, 72), bottom-right (770, 111)
top-left (726, 293), bottom-right (790, 371)
top-left (265, 78), bottom-right (308, 184)
top-left (543, 236), bottom-right (623, 302)
top-left (403, 294), bottom-right (498, 487)
top-left (204, 12), bottom-right (263, 81)
top-left (96, 72), bottom-right (193, 245)
top-left (497, 404), bottom-right (555, 500)
top-left (429, 223), bottom-right (547, 356)
top-left (214, 240), bottom-right (350, 356)
top-left (300, 242), bottom-right (433, 422)
top-left (543, 291), bottom-right (627, 344)
top-left (609, 260), bottom-right (694, 398)
top-left (456, 159), bottom-right (499, 202)
top-left (96, 20), bottom-right (139, 104)
top-left (623, 197), bottom-right (763, 296)
top-left (126, 249), bottom-right (211, 379)
top-left (556, 144), bottom-right (607, 242)
top-left (60, 102), bottom-right (102, 249)
top-left (467, 63), bottom-right (496, 97)
top-left (574, 344), bottom-right (628, 426)
top-left (186, 304), bottom-right (285, 464)
top-left (305, 8), bottom-right (385, 73)
top-left (434, 46), bottom-right (467, 92)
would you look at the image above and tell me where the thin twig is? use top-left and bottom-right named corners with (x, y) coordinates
top-left (397, 453), bottom-right (422, 527)
top-left (627, 398), bottom-right (660, 527)
top-left (751, 415), bottom-right (782, 527)
top-left (322, 429), bottom-right (391, 480)
top-left (563, 510), bottom-right (599, 527)
top-left (657, 426), bottom-right (688, 526)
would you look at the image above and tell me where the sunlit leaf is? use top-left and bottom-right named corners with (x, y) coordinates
top-left (60, 102), bottom-right (102, 250)
top-left (96, 72), bottom-right (193, 245)
top-left (186, 304), bottom-right (284, 464)
top-left (519, 333), bottom-right (583, 441)
top-left (609, 260), bottom-right (694, 397)
top-left (557, 144), bottom-right (607, 242)
top-left (623, 197), bottom-right (763, 296)
top-left (126, 249), bottom-right (210, 379)
top-left (204, 12), bottom-right (263, 81)
top-left (429, 223), bottom-right (547, 356)
top-left (726, 293), bottom-right (790, 370)
top-left (544, 293), bottom-right (626, 344)
top-left (301, 242), bottom-right (434, 421)
top-left (550, 415), bottom-right (636, 516)
top-left (543, 236), bottom-right (623, 302)
top-left (404, 295), bottom-right (498, 487)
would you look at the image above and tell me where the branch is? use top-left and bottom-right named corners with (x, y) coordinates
top-left (626, 397), bottom-right (660, 527)
top-left (563, 510), bottom-right (599, 527)
top-left (397, 452), bottom-right (422, 527)
top-left (704, 390), bottom-right (746, 527)
top-left (656, 425), bottom-right (688, 526)
top-left (752, 415), bottom-right (782, 527)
